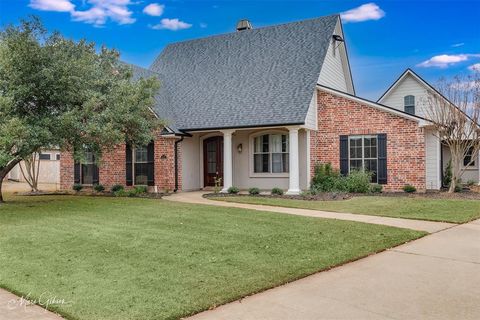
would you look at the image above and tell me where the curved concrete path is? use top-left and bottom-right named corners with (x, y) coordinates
top-left (165, 192), bottom-right (455, 233)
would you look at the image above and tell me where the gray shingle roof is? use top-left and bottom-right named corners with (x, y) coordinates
top-left (140, 15), bottom-right (339, 132)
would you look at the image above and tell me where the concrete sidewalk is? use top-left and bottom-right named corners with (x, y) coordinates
top-left (0, 289), bottom-right (63, 320)
top-left (189, 219), bottom-right (480, 320)
top-left (165, 192), bottom-right (455, 233)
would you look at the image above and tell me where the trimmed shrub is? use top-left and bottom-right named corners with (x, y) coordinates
top-left (248, 187), bottom-right (260, 195)
top-left (345, 170), bottom-right (372, 193)
top-left (443, 160), bottom-right (452, 188)
top-left (311, 163), bottom-right (344, 192)
top-left (127, 189), bottom-right (139, 197)
top-left (403, 184), bottom-right (416, 193)
top-left (227, 186), bottom-right (240, 194)
top-left (93, 184), bottom-right (105, 192)
top-left (271, 187), bottom-right (284, 196)
top-left (134, 185), bottom-right (148, 194)
top-left (73, 184), bottom-right (83, 192)
top-left (111, 184), bottom-right (124, 193)
top-left (455, 185), bottom-right (463, 192)
top-left (113, 190), bottom-right (128, 197)
top-left (369, 183), bottom-right (383, 193)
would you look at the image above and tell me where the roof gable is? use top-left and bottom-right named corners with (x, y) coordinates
top-left (148, 15), bottom-right (339, 132)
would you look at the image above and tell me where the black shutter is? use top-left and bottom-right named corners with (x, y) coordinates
top-left (126, 144), bottom-right (133, 186)
top-left (74, 162), bottom-right (80, 184)
top-left (92, 154), bottom-right (99, 185)
top-left (339, 135), bottom-right (349, 176)
top-left (377, 134), bottom-right (387, 184)
top-left (147, 141), bottom-right (155, 186)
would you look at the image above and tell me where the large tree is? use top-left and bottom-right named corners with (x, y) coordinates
top-left (0, 17), bottom-right (161, 202)
top-left (425, 70), bottom-right (480, 193)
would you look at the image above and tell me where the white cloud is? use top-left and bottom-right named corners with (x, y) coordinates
top-left (340, 3), bottom-right (385, 23)
top-left (29, 0), bottom-right (75, 12)
top-left (418, 54), bottom-right (480, 68)
top-left (200, 22), bottom-right (208, 28)
top-left (469, 63), bottom-right (480, 71)
top-left (30, 0), bottom-right (135, 26)
top-left (150, 18), bottom-right (192, 31)
top-left (143, 3), bottom-right (164, 16)
top-left (452, 43), bottom-right (465, 48)
top-left (74, 0), bottom-right (135, 25)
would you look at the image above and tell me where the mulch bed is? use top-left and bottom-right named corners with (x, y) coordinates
top-left (15, 190), bottom-right (167, 199)
top-left (205, 189), bottom-right (480, 201)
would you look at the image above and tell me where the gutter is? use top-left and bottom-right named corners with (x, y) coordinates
top-left (174, 136), bottom-right (184, 192)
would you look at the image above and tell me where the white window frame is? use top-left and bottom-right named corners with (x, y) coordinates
top-left (131, 146), bottom-right (149, 186)
top-left (348, 135), bottom-right (378, 183)
top-left (249, 131), bottom-right (290, 178)
top-left (404, 95), bottom-right (415, 115)
top-left (462, 147), bottom-right (478, 169)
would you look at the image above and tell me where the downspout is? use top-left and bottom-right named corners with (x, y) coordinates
top-left (174, 136), bottom-right (184, 192)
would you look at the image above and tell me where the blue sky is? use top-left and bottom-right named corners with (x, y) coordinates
top-left (1, 0), bottom-right (479, 99)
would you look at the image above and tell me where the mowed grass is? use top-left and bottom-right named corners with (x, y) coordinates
top-left (213, 195), bottom-right (480, 223)
top-left (0, 195), bottom-right (425, 320)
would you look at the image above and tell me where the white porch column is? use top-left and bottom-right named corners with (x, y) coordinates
top-left (286, 127), bottom-right (301, 195)
top-left (221, 130), bottom-right (235, 193)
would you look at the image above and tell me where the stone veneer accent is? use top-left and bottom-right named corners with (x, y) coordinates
top-left (311, 90), bottom-right (426, 192)
top-left (60, 133), bottom-right (181, 192)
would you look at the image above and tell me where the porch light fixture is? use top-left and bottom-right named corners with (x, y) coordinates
top-left (332, 35), bottom-right (344, 42)
top-left (237, 143), bottom-right (243, 153)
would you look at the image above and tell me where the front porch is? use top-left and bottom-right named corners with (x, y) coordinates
top-left (180, 126), bottom-right (312, 194)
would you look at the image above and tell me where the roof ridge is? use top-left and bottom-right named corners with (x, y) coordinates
top-left (159, 14), bottom-right (339, 48)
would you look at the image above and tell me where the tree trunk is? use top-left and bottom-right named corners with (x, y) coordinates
top-left (0, 158), bottom-right (22, 203)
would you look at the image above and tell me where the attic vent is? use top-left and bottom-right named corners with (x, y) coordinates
top-left (236, 19), bottom-right (253, 31)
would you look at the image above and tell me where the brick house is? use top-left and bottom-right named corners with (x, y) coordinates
top-left (61, 15), bottom-right (443, 193)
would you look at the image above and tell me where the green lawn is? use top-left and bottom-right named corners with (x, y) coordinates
top-left (0, 195), bottom-right (424, 320)
top-left (212, 195), bottom-right (480, 223)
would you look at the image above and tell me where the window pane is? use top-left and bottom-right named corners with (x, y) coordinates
top-left (349, 138), bottom-right (362, 159)
top-left (84, 151), bottom-right (94, 164)
top-left (365, 159), bottom-right (378, 183)
top-left (262, 135), bottom-right (269, 152)
top-left (271, 134), bottom-right (282, 153)
top-left (254, 154), bottom-right (269, 173)
top-left (350, 160), bottom-right (362, 172)
top-left (135, 147), bottom-right (148, 163)
top-left (135, 163), bottom-right (149, 185)
top-left (82, 164), bottom-right (94, 184)
top-left (272, 153), bottom-right (289, 173)
top-left (282, 135), bottom-right (288, 153)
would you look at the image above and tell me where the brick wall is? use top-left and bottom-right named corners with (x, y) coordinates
top-left (59, 135), bottom-right (182, 192)
top-left (311, 90), bottom-right (426, 191)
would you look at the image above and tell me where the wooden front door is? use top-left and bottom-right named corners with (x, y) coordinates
top-left (203, 136), bottom-right (223, 187)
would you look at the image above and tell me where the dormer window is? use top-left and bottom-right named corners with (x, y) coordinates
top-left (404, 95), bottom-right (415, 115)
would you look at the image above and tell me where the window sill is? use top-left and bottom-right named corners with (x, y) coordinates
top-left (249, 173), bottom-right (289, 178)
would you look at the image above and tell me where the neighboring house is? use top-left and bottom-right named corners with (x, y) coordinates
top-left (60, 14), bottom-right (433, 193)
top-left (378, 69), bottom-right (480, 188)
top-left (8, 149), bottom-right (61, 186)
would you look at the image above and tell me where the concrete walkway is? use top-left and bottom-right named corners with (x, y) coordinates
top-left (165, 192), bottom-right (454, 233)
top-left (0, 288), bottom-right (64, 320)
top-left (189, 219), bottom-right (480, 320)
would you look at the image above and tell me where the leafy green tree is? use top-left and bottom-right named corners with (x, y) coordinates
top-left (0, 17), bottom-right (161, 202)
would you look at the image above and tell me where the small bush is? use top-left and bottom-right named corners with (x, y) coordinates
top-left (466, 179), bottom-right (476, 187)
top-left (72, 184), bottom-right (83, 192)
top-left (227, 186), bottom-right (240, 194)
top-left (271, 187), bottom-right (284, 196)
top-left (113, 190), bottom-right (128, 197)
top-left (111, 184), bottom-right (124, 193)
top-left (311, 163), bottom-right (344, 192)
top-left (403, 184), bottom-right (417, 193)
top-left (443, 160), bottom-right (452, 188)
top-left (248, 187), bottom-right (260, 195)
top-left (345, 170), bottom-right (372, 193)
top-left (93, 184), bottom-right (105, 192)
top-left (369, 183), bottom-right (383, 193)
top-left (455, 185), bottom-right (463, 192)
top-left (127, 189), bottom-right (139, 197)
top-left (134, 185), bottom-right (148, 194)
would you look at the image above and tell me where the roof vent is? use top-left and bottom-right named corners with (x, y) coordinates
top-left (236, 19), bottom-right (253, 31)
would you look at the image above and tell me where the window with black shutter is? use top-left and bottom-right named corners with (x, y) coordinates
top-left (339, 134), bottom-right (387, 184)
